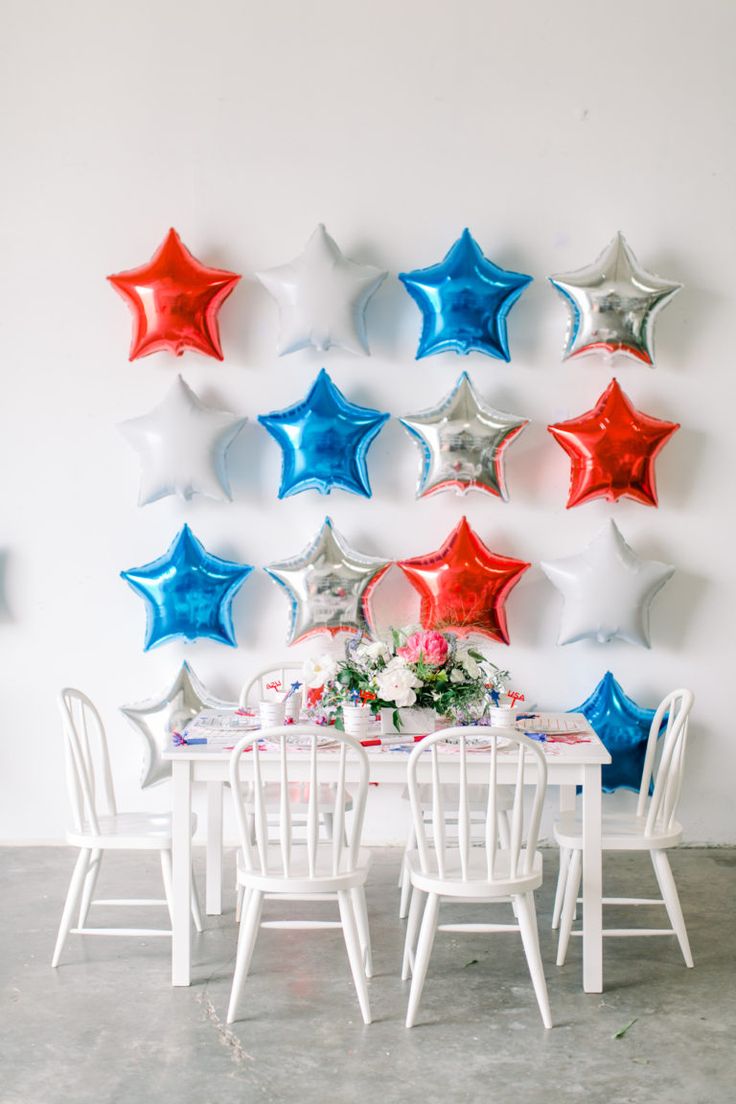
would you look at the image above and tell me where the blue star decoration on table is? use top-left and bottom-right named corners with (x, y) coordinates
top-left (258, 368), bottom-right (389, 498)
top-left (570, 671), bottom-right (664, 793)
top-left (399, 229), bottom-right (533, 361)
top-left (121, 524), bottom-right (253, 649)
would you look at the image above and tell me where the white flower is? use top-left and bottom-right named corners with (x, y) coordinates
top-left (450, 667), bottom-right (466, 683)
top-left (375, 658), bottom-right (421, 707)
top-left (303, 654), bottom-right (338, 689)
top-left (355, 640), bottom-right (390, 664)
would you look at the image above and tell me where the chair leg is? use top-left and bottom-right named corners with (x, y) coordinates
top-left (651, 850), bottom-right (694, 968)
top-left (399, 823), bottom-right (416, 918)
top-left (401, 886), bottom-right (425, 980)
top-left (226, 889), bottom-right (264, 1024)
top-left (337, 890), bottom-right (372, 1024)
top-left (516, 892), bottom-right (553, 1029)
top-left (556, 848), bottom-right (582, 967)
top-left (51, 849), bottom-right (90, 967)
top-left (552, 846), bottom-right (571, 930)
top-left (77, 849), bottom-right (102, 929)
top-left (235, 883), bottom-right (245, 923)
top-left (160, 849), bottom-right (174, 919)
top-left (190, 872), bottom-right (204, 933)
top-left (351, 886), bottom-right (373, 978)
top-left (405, 892), bottom-right (440, 1028)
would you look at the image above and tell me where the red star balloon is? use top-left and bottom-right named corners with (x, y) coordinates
top-left (397, 516), bottom-right (530, 643)
top-left (548, 379), bottom-right (679, 508)
top-left (108, 228), bottom-right (241, 360)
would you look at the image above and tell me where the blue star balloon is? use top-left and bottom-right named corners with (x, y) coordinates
top-left (399, 229), bottom-right (532, 361)
top-left (121, 524), bottom-right (253, 649)
top-left (570, 671), bottom-right (663, 793)
top-left (258, 368), bottom-right (389, 498)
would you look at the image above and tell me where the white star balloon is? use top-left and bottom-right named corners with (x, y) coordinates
top-left (266, 517), bottom-right (390, 645)
top-left (549, 232), bottom-right (681, 366)
top-left (121, 661), bottom-right (232, 787)
top-left (119, 375), bottom-right (246, 505)
top-left (256, 223), bottom-right (387, 355)
top-left (400, 371), bottom-right (528, 499)
top-left (541, 519), bottom-right (674, 647)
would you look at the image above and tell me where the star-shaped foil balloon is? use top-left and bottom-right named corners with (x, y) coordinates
top-left (400, 371), bottom-right (528, 499)
top-left (258, 368), bottom-right (389, 498)
top-left (549, 232), bottom-right (681, 365)
top-left (398, 516), bottom-right (529, 642)
top-left (541, 519), bottom-right (674, 647)
top-left (399, 229), bottom-right (532, 361)
top-left (121, 662), bottom-right (232, 787)
top-left (548, 378), bottom-right (679, 508)
top-left (266, 517), bottom-right (390, 645)
top-left (121, 524), bottom-right (253, 649)
top-left (108, 228), bottom-right (241, 360)
top-left (119, 375), bottom-right (246, 505)
top-left (570, 671), bottom-right (662, 792)
top-left (256, 223), bottom-right (387, 356)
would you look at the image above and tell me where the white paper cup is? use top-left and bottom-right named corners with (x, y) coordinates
top-left (488, 703), bottom-right (519, 728)
top-left (342, 704), bottom-right (371, 738)
top-left (259, 700), bottom-right (286, 728)
top-left (284, 694), bottom-right (301, 722)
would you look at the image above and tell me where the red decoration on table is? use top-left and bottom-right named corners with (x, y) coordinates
top-left (548, 379), bottom-right (679, 508)
top-left (397, 516), bottom-right (530, 644)
top-left (108, 228), bottom-right (241, 360)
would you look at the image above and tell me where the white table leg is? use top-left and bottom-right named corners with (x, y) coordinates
top-left (559, 783), bottom-right (576, 815)
top-left (205, 781), bottom-right (224, 916)
top-left (171, 759), bottom-right (192, 986)
top-left (581, 764), bottom-right (603, 993)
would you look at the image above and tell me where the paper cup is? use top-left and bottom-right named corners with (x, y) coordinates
top-left (342, 704), bottom-right (371, 738)
top-left (259, 700), bottom-right (286, 728)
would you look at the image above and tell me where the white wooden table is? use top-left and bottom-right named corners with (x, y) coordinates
top-left (163, 714), bottom-right (611, 992)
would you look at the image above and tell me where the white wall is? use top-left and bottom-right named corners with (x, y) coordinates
top-left (1, 0), bottom-right (734, 844)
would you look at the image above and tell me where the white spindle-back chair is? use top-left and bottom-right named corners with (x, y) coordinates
top-left (226, 725), bottom-right (372, 1025)
top-left (402, 726), bottom-right (552, 1029)
top-left (52, 689), bottom-right (202, 968)
top-left (555, 688), bottom-right (695, 968)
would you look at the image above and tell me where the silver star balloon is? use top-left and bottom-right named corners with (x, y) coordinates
top-left (549, 232), bottom-right (681, 365)
top-left (119, 375), bottom-right (246, 505)
top-left (400, 371), bottom-right (528, 500)
top-left (256, 223), bottom-right (387, 356)
top-left (541, 519), bottom-right (674, 647)
top-left (266, 517), bottom-right (390, 645)
top-left (121, 661), bottom-right (232, 787)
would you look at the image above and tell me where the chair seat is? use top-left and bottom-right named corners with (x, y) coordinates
top-left (66, 811), bottom-right (198, 850)
top-left (554, 811), bottom-right (683, 852)
top-left (241, 781), bottom-right (353, 814)
top-left (405, 847), bottom-right (543, 898)
top-left (401, 783), bottom-right (513, 813)
top-left (237, 843), bottom-right (371, 894)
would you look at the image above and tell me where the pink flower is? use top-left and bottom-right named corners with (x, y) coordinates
top-left (398, 630), bottom-right (449, 667)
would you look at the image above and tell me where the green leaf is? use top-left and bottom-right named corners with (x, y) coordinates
top-left (612, 1018), bottom-right (638, 1039)
top-left (393, 708), bottom-right (401, 731)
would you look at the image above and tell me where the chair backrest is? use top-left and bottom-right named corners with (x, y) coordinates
top-left (407, 725), bottom-right (548, 884)
top-left (229, 724), bottom-right (369, 879)
top-left (58, 688), bottom-right (117, 835)
top-left (238, 663), bottom-right (304, 709)
top-left (636, 688), bottom-right (694, 835)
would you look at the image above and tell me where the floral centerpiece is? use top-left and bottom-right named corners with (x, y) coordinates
top-left (303, 628), bottom-right (510, 731)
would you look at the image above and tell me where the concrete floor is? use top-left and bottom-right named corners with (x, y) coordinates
top-left (1, 846), bottom-right (734, 1104)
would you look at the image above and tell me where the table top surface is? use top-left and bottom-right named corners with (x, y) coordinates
top-left (163, 712), bottom-right (612, 767)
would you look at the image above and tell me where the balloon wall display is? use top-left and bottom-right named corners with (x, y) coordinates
top-left (397, 516), bottom-right (530, 643)
top-left (569, 671), bottom-right (662, 792)
top-left (549, 232), bottom-right (681, 365)
top-left (548, 378), bottom-right (679, 508)
top-left (121, 662), bottom-right (232, 787)
top-left (400, 371), bottom-right (528, 499)
top-left (108, 228), bottom-right (241, 360)
top-left (121, 524), bottom-right (253, 649)
top-left (541, 518), bottom-right (674, 647)
top-left (399, 228), bottom-right (532, 361)
top-left (265, 517), bottom-right (390, 645)
top-left (258, 368), bottom-right (389, 498)
top-left (256, 223), bottom-right (387, 355)
top-left (119, 375), bottom-right (246, 505)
